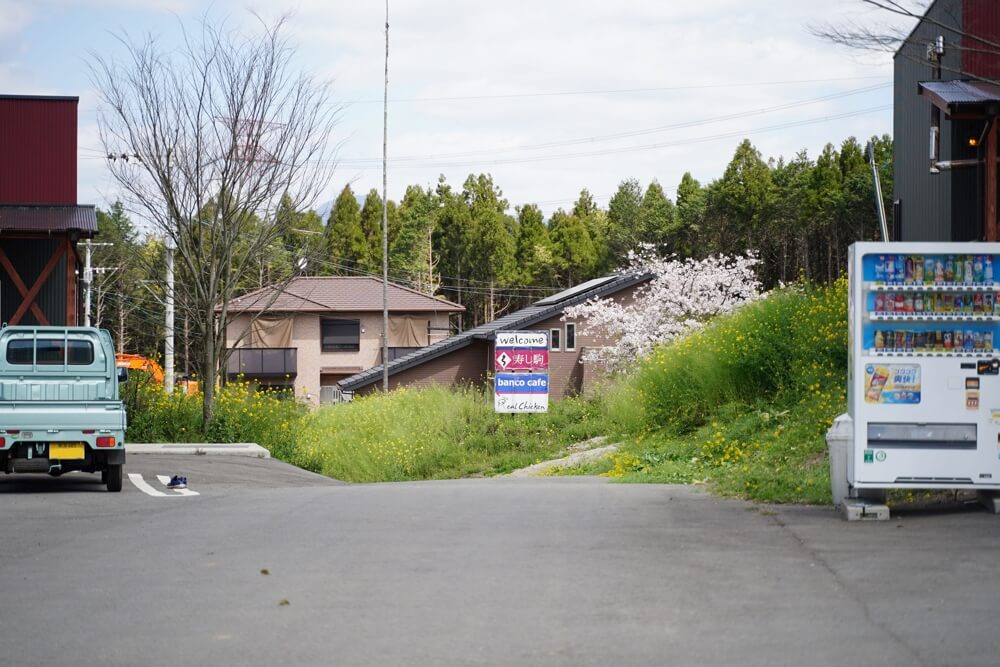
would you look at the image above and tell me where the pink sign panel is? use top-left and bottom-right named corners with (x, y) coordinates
top-left (495, 349), bottom-right (549, 371)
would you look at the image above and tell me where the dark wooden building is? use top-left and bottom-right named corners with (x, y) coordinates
top-left (0, 95), bottom-right (96, 326)
top-left (894, 0), bottom-right (1000, 241)
top-left (339, 273), bottom-right (651, 400)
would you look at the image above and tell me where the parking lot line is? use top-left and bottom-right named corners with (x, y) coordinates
top-left (127, 473), bottom-right (167, 497)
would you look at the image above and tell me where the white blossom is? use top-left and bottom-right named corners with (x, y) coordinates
top-left (564, 247), bottom-right (761, 370)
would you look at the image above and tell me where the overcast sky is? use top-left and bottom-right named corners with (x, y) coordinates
top-left (0, 0), bottom-right (913, 218)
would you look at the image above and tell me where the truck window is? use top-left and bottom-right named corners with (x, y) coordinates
top-left (6, 340), bottom-right (33, 365)
top-left (6, 339), bottom-right (95, 365)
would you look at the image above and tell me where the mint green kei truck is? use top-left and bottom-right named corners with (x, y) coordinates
top-left (0, 327), bottom-right (128, 492)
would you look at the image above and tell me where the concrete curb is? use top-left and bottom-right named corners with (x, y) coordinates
top-left (127, 443), bottom-right (271, 459)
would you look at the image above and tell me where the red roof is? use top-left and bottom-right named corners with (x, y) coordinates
top-left (0, 205), bottom-right (97, 234)
top-left (228, 276), bottom-right (465, 314)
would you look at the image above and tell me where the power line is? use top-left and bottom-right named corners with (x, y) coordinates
top-left (341, 76), bottom-right (890, 104)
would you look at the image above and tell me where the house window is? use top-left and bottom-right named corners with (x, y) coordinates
top-left (565, 323), bottom-right (576, 351)
top-left (321, 319), bottom-right (361, 352)
top-left (550, 328), bottom-right (561, 351)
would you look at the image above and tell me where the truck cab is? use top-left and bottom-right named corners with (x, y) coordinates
top-left (0, 326), bottom-right (128, 492)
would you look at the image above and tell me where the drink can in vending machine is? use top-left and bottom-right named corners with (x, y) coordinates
top-left (946, 256), bottom-right (955, 282)
top-left (986, 331), bottom-right (994, 351)
top-left (896, 255), bottom-right (906, 282)
top-left (906, 257), bottom-right (915, 283)
top-left (955, 256), bottom-right (965, 283)
top-left (875, 330), bottom-right (885, 350)
top-left (905, 331), bottom-right (915, 349)
top-left (935, 330), bottom-right (944, 349)
top-left (984, 292), bottom-right (994, 313)
top-left (965, 330), bottom-right (975, 351)
top-left (875, 293), bottom-right (885, 312)
top-left (914, 331), bottom-right (927, 349)
top-left (974, 331), bottom-right (983, 350)
top-left (914, 257), bottom-right (924, 283)
top-left (924, 257), bottom-right (935, 284)
top-left (975, 293), bottom-right (984, 313)
top-left (955, 329), bottom-right (965, 348)
top-left (943, 330), bottom-right (953, 349)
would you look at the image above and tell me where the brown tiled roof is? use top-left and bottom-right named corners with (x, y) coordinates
top-left (0, 205), bottom-right (97, 234)
top-left (228, 276), bottom-right (465, 314)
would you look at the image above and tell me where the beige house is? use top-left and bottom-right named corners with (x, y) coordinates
top-left (224, 277), bottom-right (464, 404)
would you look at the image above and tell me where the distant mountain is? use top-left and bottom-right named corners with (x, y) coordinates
top-left (313, 199), bottom-right (334, 222)
top-left (310, 191), bottom-right (368, 223)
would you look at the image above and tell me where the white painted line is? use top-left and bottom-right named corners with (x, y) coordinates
top-left (128, 473), bottom-right (167, 497)
top-left (157, 475), bottom-right (200, 496)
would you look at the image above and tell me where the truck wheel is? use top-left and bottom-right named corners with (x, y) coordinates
top-left (101, 469), bottom-right (108, 484)
top-left (106, 464), bottom-right (123, 492)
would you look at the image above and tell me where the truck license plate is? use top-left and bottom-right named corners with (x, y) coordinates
top-left (49, 443), bottom-right (85, 460)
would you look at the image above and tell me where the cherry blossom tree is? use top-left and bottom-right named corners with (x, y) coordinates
top-left (565, 248), bottom-right (761, 370)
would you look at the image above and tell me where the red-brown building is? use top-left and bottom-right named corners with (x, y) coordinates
top-left (338, 273), bottom-right (651, 400)
top-left (0, 95), bottom-right (96, 326)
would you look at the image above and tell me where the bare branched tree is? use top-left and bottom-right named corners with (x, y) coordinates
top-left (811, 0), bottom-right (1000, 82)
top-left (91, 15), bottom-right (339, 426)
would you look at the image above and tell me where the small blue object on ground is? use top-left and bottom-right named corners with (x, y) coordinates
top-left (167, 476), bottom-right (187, 490)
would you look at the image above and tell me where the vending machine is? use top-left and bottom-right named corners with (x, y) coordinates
top-left (849, 241), bottom-right (1000, 492)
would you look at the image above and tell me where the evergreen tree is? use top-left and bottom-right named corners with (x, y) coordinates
top-left (549, 209), bottom-right (597, 287)
top-left (606, 178), bottom-right (643, 265)
top-left (325, 185), bottom-right (365, 272)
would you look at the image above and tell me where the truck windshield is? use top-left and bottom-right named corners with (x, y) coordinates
top-left (6, 339), bottom-right (95, 366)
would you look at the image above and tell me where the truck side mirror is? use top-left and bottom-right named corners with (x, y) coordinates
top-left (117, 367), bottom-right (129, 383)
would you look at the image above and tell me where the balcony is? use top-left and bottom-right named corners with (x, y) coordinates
top-left (226, 347), bottom-right (297, 379)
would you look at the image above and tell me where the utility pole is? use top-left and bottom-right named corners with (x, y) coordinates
top-left (381, 0), bottom-right (390, 393)
top-left (164, 236), bottom-right (176, 394)
top-left (81, 241), bottom-right (113, 327)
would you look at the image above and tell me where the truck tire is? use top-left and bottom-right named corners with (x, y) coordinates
top-left (106, 464), bottom-right (123, 492)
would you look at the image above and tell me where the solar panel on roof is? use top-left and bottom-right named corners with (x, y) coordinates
top-left (533, 275), bottom-right (619, 306)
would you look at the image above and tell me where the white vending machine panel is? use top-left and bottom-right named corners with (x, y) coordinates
top-left (848, 242), bottom-right (1000, 490)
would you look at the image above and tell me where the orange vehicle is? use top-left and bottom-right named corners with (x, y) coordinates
top-left (114, 354), bottom-right (199, 395)
top-left (114, 354), bottom-right (165, 385)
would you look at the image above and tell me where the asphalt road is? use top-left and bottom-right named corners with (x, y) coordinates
top-left (1, 455), bottom-right (999, 667)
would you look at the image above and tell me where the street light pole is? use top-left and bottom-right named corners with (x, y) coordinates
top-left (381, 0), bottom-right (390, 393)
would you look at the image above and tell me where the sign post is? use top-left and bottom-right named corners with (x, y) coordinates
top-left (494, 331), bottom-right (548, 413)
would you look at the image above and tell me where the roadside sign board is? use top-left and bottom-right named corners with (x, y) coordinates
top-left (495, 330), bottom-right (549, 413)
top-left (494, 372), bottom-right (549, 413)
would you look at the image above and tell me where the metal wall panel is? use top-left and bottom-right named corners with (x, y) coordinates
top-left (963, 0), bottom-right (1000, 79)
top-left (893, 0), bottom-right (963, 241)
top-left (0, 97), bottom-right (77, 205)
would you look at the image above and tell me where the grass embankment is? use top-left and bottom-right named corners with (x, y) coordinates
top-left (291, 386), bottom-right (608, 482)
top-left (587, 279), bottom-right (847, 504)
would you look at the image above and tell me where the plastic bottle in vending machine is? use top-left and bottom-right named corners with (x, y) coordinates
top-left (886, 292), bottom-right (895, 312)
top-left (946, 256), bottom-right (955, 282)
top-left (935, 330), bottom-right (944, 349)
top-left (965, 330), bottom-right (974, 351)
top-left (896, 293), bottom-right (906, 311)
top-left (875, 256), bottom-right (885, 282)
top-left (974, 255), bottom-right (984, 283)
top-left (986, 256), bottom-right (994, 284)
top-left (935, 259), bottom-right (945, 284)
top-left (985, 292), bottom-right (994, 313)
top-left (986, 331), bottom-right (994, 351)
top-left (886, 255), bottom-right (896, 282)
top-left (924, 257), bottom-right (934, 284)
top-left (974, 331), bottom-right (983, 350)
top-left (875, 330), bottom-right (884, 350)
top-left (896, 255), bottom-right (906, 282)
top-left (914, 293), bottom-right (924, 312)
top-left (944, 330), bottom-right (953, 349)
top-left (975, 293), bottom-right (984, 313)
top-left (906, 257), bottom-right (915, 283)
top-left (955, 256), bottom-right (965, 283)
top-left (914, 257), bottom-right (924, 283)
top-left (965, 256), bottom-right (974, 283)
top-left (875, 293), bottom-right (885, 312)
top-left (904, 294), bottom-right (914, 312)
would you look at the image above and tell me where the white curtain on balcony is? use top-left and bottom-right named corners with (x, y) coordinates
top-left (388, 316), bottom-right (428, 347)
top-left (249, 316), bottom-right (294, 348)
